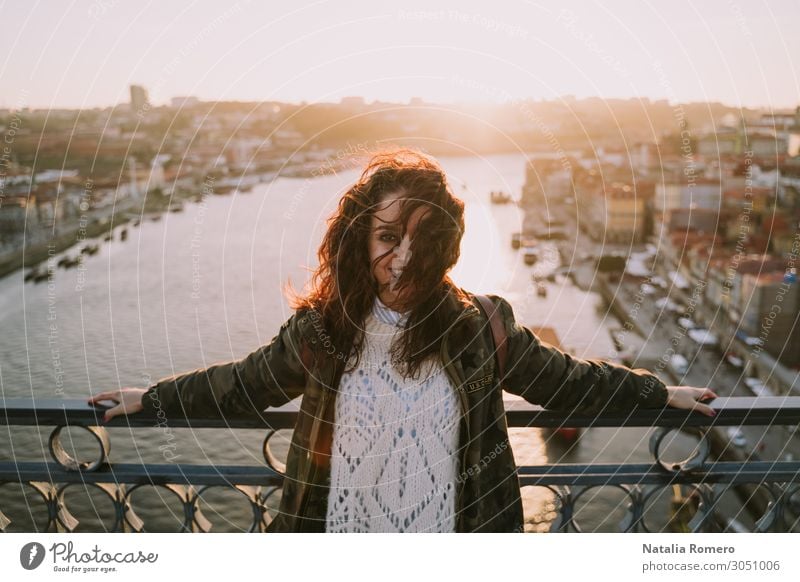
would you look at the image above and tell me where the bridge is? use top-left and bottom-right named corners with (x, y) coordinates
top-left (1, 396), bottom-right (799, 533)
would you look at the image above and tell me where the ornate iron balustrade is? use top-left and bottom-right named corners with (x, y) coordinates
top-left (1, 396), bottom-right (799, 533)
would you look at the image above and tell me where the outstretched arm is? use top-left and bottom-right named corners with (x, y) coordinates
top-left (142, 309), bottom-right (311, 419)
top-left (89, 309), bottom-right (311, 422)
top-left (491, 295), bottom-right (713, 415)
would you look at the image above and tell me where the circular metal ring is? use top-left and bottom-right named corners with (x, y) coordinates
top-left (569, 484), bottom-right (638, 533)
top-left (190, 484), bottom-right (266, 533)
top-left (706, 482), bottom-right (779, 533)
top-left (649, 427), bottom-right (710, 473)
top-left (262, 430), bottom-right (287, 475)
top-left (518, 484), bottom-right (565, 533)
top-left (686, 483), bottom-right (724, 532)
top-left (640, 483), bottom-right (704, 533)
top-left (259, 484), bottom-right (283, 529)
top-left (124, 483), bottom-right (192, 532)
top-left (55, 481), bottom-right (122, 532)
top-left (782, 484), bottom-right (800, 532)
top-left (753, 483), bottom-right (781, 533)
top-left (49, 425), bottom-right (110, 472)
top-left (0, 481), bottom-right (56, 532)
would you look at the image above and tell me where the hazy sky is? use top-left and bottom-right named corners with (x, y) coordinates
top-left (1, 0), bottom-right (798, 110)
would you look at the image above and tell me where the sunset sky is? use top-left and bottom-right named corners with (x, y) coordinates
top-left (1, 0), bottom-right (798, 110)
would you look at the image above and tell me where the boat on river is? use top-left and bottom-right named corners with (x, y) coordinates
top-left (490, 190), bottom-right (512, 204)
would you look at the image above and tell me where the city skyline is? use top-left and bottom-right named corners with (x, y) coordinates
top-left (1, 0), bottom-right (798, 110)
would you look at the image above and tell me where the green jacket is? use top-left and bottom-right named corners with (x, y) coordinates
top-left (140, 287), bottom-right (668, 532)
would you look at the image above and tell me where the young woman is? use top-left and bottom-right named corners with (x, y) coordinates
top-left (87, 148), bottom-right (716, 533)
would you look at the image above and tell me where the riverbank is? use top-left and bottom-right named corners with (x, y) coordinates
top-left (0, 217), bottom-right (120, 280)
top-left (0, 187), bottom-right (200, 281)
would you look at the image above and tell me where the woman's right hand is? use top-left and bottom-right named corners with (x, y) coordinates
top-left (87, 388), bottom-right (149, 423)
top-left (665, 385), bottom-right (717, 417)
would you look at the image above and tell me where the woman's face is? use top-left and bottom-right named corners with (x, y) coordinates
top-left (368, 190), bottom-right (430, 311)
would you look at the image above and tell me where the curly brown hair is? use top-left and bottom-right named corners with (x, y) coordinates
top-left (288, 147), bottom-right (472, 380)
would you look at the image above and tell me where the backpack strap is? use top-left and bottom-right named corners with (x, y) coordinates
top-left (472, 295), bottom-right (508, 382)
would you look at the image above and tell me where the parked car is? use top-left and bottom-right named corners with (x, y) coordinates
top-left (687, 328), bottom-right (719, 347)
top-left (726, 427), bottom-right (747, 448)
top-left (655, 297), bottom-right (681, 312)
top-left (650, 275), bottom-right (668, 289)
top-left (639, 283), bottom-right (657, 295)
top-left (743, 377), bottom-right (763, 390)
top-left (743, 377), bottom-right (774, 397)
top-left (725, 353), bottom-right (744, 369)
top-left (669, 354), bottom-right (689, 375)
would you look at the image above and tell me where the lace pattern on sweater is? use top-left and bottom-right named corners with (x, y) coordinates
top-left (325, 302), bottom-right (461, 532)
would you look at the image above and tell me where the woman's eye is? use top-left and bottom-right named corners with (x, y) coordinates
top-left (379, 234), bottom-right (398, 243)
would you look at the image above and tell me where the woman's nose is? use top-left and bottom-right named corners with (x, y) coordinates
top-left (394, 234), bottom-right (412, 260)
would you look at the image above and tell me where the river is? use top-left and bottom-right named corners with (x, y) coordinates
top-left (0, 153), bottom-right (690, 532)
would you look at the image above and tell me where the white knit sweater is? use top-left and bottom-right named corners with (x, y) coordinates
top-left (325, 297), bottom-right (462, 532)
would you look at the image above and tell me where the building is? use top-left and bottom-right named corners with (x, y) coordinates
top-left (631, 142), bottom-right (662, 175)
top-left (522, 158), bottom-right (567, 206)
top-left (666, 207), bottom-right (721, 235)
top-left (130, 85), bottom-right (150, 113)
top-left (0, 194), bottom-right (31, 234)
top-left (170, 96), bottom-right (199, 109)
top-left (697, 129), bottom-right (740, 157)
top-left (585, 182), bottom-right (650, 243)
top-left (723, 255), bottom-right (788, 322)
top-left (339, 96), bottom-right (365, 108)
top-left (738, 270), bottom-right (800, 367)
top-left (747, 132), bottom-right (789, 157)
top-left (659, 230), bottom-right (718, 274)
top-left (654, 177), bottom-right (722, 222)
top-left (223, 137), bottom-right (272, 170)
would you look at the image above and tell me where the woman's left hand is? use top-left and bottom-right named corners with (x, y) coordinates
top-left (665, 386), bottom-right (718, 417)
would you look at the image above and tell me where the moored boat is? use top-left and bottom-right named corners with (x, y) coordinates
top-left (490, 190), bottom-right (512, 204)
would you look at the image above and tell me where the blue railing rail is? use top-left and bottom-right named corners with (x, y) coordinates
top-left (1, 396), bottom-right (799, 533)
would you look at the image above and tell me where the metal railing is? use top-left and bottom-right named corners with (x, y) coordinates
top-left (1, 396), bottom-right (799, 533)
